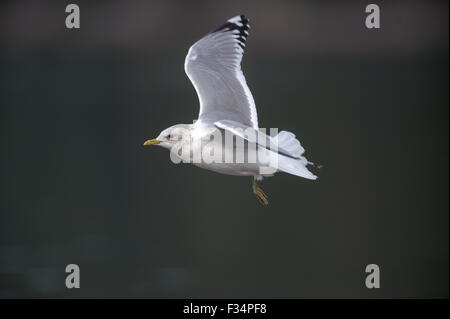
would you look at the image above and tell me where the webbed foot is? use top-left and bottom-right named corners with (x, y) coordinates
top-left (252, 178), bottom-right (269, 205)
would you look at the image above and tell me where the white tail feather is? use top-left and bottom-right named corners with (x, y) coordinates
top-left (277, 155), bottom-right (317, 180)
top-left (276, 131), bottom-right (317, 180)
top-left (277, 131), bottom-right (305, 158)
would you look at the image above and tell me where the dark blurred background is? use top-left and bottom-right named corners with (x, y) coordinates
top-left (0, 0), bottom-right (448, 298)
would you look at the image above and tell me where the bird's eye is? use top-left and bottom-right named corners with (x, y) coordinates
top-left (166, 134), bottom-right (171, 140)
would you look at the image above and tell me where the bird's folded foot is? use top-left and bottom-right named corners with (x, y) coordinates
top-left (252, 178), bottom-right (269, 205)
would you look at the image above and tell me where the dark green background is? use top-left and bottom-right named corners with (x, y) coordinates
top-left (1, 0), bottom-right (448, 298)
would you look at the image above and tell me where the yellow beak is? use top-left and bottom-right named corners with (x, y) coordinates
top-left (143, 139), bottom-right (161, 146)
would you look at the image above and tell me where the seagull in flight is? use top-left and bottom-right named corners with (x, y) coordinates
top-left (144, 15), bottom-right (317, 205)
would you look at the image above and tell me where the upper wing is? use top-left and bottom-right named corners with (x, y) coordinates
top-left (184, 15), bottom-right (258, 129)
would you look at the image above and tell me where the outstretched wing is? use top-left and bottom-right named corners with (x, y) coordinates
top-left (184, 15), bottom-right (258, 129)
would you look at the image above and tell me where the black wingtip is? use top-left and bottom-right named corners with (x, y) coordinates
top-left (240, 14), bottom-right (249, 24)
top-left (210, 15), bottom-right (250, 48)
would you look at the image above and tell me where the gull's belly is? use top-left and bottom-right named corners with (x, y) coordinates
top-left (185, 127), bottom-right (277, 177)
top-left (193, 162), bottom-right (262, 176)
top-left (192, 140), bottom-right (275, 177)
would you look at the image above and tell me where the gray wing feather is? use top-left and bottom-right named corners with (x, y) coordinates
top-left (214, 120), bottom-right (303, 159)
top-left (184, 15), bottom-right (258, 129)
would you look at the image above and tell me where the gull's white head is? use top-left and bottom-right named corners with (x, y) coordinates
top-left (143, 124), bottom-right (192, 150)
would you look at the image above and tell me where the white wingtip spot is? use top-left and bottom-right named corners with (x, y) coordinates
top-left (227, 16), bottom-right (242, 24)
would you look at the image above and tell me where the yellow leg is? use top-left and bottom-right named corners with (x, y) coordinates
top-left (252, 178), bottom-right (269, 205)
